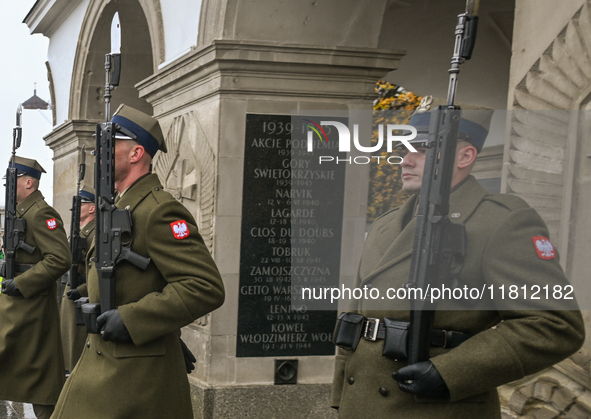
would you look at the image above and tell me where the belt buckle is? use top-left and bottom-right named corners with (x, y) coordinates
top-left (363, 318), bottom-right (380, 341)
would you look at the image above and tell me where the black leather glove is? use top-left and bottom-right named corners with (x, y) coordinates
top-left (392, 361), bottom-right (450, 398)
top-left (96, 309), bottom-right (132, 343)
top-left (179, 338), bottom-right (196, 374)
top-left (2, 279), bottom-right (23, 297)
top-left (66, 288), bottom-right (81, 301)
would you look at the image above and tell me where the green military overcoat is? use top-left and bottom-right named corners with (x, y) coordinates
top-left (332, 176), bottom-right (585, 419)
top-left (52, 174), bottom-right (225, 419)
top-left (60, 219), bottom-right (95, 372)
top-left (0, 190), bottom-right (71, 405)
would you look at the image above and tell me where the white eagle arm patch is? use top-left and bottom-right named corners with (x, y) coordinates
top-left (170, 220), bottom-right (190, 239)
top-left (532, 236), bottom-right (555, 259)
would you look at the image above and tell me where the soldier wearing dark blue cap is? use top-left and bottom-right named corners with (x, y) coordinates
top-left (52, 105), bottom-right (225, 419)
top-left (59, 184), bottom-right (96, 374)
top-left (331, 97), bottom-right (584, 419)
top-left (78, 184), bottom-right (96, 203)
top-left (0, 156), bottom-right (71, 419)
top-left (5, 155), bottom-right (46, 179)
top-left (400, 95), bottom-right (494, 153)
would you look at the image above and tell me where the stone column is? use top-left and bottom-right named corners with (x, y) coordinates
top-left (44, 120), bottom-right (97, 232)
top-left (499, 1), bottom-right (591, 417)
top-left (137, 40), bottom-right (403, 418)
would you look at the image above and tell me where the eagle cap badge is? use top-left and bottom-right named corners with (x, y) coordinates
top-left (415, 95), bottom-right (433, 114)
top-left (532, 236), bottom-right (555, 259)
top-left (47, 218), bottom-right (57, 230)
top-left (171, 220), bottom-right (190, 239)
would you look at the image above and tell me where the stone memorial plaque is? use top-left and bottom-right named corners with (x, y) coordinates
top-left (236, 114), bottom-right (346, 357)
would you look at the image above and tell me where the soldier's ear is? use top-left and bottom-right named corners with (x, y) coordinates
top-left (88, 205), bottom-right (96, 214)
top-left (456, 143), bottom-right (477, 169)
top-left (129, 144), bottom-right (147, 164)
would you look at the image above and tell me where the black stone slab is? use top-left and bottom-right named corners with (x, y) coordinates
top-left (237, 114), bottom-right (346, 357)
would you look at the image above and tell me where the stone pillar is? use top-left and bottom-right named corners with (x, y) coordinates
top-left (44, 120), bottom-right (97, 232)
top-left (500, 1), bottom-right (591, 416)
top-left (137, 40), bottom-right (403, 418)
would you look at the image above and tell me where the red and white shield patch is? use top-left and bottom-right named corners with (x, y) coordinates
top-left (46, 218), bottom-right (57, 230)
top-left (170, 220), bottom-right (190, 240)
top-left (532, 236), bottom-right (555, 260)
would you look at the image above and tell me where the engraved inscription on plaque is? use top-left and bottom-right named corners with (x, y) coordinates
top-left (237, 114), bottom-right (346, 357)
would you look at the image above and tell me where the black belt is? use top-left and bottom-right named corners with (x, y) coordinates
top-left (362, 317), bottom-right (469, 349)
top-left (15, 263), bottom-right (35, 273)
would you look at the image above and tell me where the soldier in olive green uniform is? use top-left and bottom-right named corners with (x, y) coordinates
top-left (52, 105), bottom-right (225, 419)
top-left (60, 185), bottom-right (96, 374)
top-left (331, 103), bottom-right (585, 419)
top-left (0, 157), bottom-right (72, 419)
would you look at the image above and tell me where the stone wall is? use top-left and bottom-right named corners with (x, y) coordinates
top-left (501, 0), bottom-right (591, 415)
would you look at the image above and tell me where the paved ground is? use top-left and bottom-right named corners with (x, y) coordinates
top-left (0, 402), bottom-right (35, 419)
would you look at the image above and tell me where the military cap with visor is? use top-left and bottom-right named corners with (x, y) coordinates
top-left (111, 104), bottom-right (167, 157)
top-left (4, 156), bottom-right (46, 180)
top-left (401, 95), bottom-right (494, 153)
top-left (79, 184), bottom-right (95, 203)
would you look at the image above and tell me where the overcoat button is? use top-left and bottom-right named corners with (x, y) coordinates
top-left (96, 351), bottom-right (102, 356)
top-left (86, 342), bottom-right (90, 348)
top-left (379, 387), bottom-right (388, 396)
top-left (348, 377), bottom-right (355, 385)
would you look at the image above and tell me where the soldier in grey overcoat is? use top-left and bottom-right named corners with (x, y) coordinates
top-left (51, 105), bottom-right (225, 419)
top-left (331, 104), bottom-right (585, 418)
top-left (60, 185), bottom-right (96, 373)
top-left (0, 156), bottom-right (71, 419)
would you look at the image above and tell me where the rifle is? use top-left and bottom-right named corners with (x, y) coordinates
top-left (406, 0), bottom-right (479, 365)
top-left (68, 145), bottom-right (87, 291)
top-left (1, 105), bottom-right (36, 283)
top-left (83, 12), bottom-right (150, 333)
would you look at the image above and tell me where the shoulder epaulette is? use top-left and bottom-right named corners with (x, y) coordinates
top-left (373, 205), bottom-right (402, 223)
top-left (150, 186), bottom-right (174, 205)
top-left (483, 193), bottom-right (530, 211)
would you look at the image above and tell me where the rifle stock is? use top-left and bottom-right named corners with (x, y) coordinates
top-left (407, 107), bottom-right (465, 364)
top-left (69, 194), bottom-right (84, 289)
top-left (69, 147), bottom-right (87, 289)
top-left (2, 106), bottom-right (35, 283)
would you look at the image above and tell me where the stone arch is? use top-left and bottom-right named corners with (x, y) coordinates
top-left (503, 3), bottom-right (591, 418)
top-left (507, 0), bottom-right (591, 255)
top-left (69, 0), bottom-right (165, 121)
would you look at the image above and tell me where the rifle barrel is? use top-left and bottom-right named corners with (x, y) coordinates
top-left (465, 0), bottom-right (479, 15)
